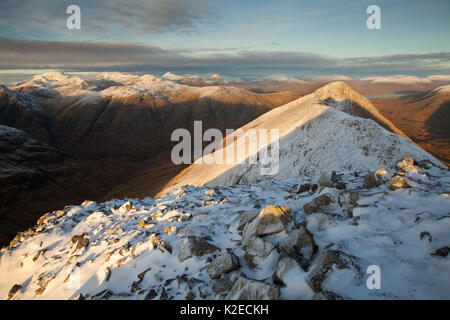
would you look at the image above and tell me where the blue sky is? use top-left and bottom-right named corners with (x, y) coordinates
top-left (0, 0), bottom-right (449, 77)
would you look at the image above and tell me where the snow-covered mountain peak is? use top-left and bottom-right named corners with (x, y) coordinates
top-left (11, 71), bottom-right (89, 94)
top-left (159, 82), bottom-right (443, 195)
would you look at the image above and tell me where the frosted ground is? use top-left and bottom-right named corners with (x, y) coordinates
top-left (1, 159), bottom-right (449, 300)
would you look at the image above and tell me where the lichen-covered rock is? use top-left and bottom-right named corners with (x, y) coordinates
top-left (280, 226), bottom-right (317, 260)
top-left (242, 205), bottom-right (293, 245)
top-left (178, 236), bottom-right (220, 262)
top-left (225, 276), bottom-right (280, 300)
top-left (306, 250), bottom-right (362, 293)
top-left (303, 194), bottom-right (336, 214)
top-left (207, 252), bottom-right (240, 279)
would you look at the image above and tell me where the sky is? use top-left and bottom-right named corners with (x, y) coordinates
top-left (0, 0), bottom-right (449, 79)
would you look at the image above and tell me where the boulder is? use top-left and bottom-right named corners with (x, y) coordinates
top-left (138, 219), bottom-right (155, 228)
top-left (36, 213), bottom-right (56, 226)
top-left (71, 232), bottom-right (89, 250)
top-left (178, 236), bottom-right (220, 262)
top-left (280, 226), bottom-right (317, 260)
top-left (396, 156), bottom-right (420, 172)
top-left (297, 183), bottom-right (312, 194)
top-left (225, 276), bottom-right (280, 300)
top-left (242, 205), bottom-right (293, 245)
top-left (389, 176), bottom-right (410, 190)
top-left (7, 284), bottom-right (22, 300)
top-left (207, 252), bottom-right (240, 279)
top-left (164, 226), bottom-right (178, 235)
top-left (303, 194), bottom-right (335, 214)
top-left (244, 237), bottom-right (275, 266)
top-left (375, 168), bottom-right (389, 182)
top-left (338, 192), bottom-right (360, 207)
top-left (272, 252), bottom-right (304, 286)
top-left (306, 250), bottom-right (362, 293)
top-left (211, 271), bottom-right (243, 295)
top-left (117, 201), bottom-right (132, 213)
top-left (178, 213), bottom-right (192, 222)
top-left (230, 210), bottom-right (260, 232)
top-left (144, 289), bottom-right (158, 300)
top-left (363, 172), bottom-right (381, 188)
top-left (159, 241), bottom-right (172, 254)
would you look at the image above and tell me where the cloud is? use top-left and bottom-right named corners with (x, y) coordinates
top-left (0, 39), bottom-right (449, 77)
top-left (93, 0), bottom-right (217, 33)
top-left (0, 0), bottom-right (217, 38)
top-left (360, 75), bottom-right (433, 85)
top-left (426, 75), bottom-right (450, 81)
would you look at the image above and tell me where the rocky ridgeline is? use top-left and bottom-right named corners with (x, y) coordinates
top-left (1, 156), bottom-right (449, 300)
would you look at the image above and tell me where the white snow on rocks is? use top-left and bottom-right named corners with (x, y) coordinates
top-left (1, 159), bottom-right (449, 300)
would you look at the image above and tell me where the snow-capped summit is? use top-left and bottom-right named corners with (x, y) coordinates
top-left (14, 72), bottom-right (88, 92)
top-left (159, 81), bottom-right (443, 195)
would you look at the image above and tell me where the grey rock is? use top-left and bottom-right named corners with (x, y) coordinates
top-left (242, 205), bottom-right (293, 245)
top-left (363, 172), bottom-right (381, 189)
top-left (211, 271), bottom-right (243, 295)
top-left (230, 210), bottom-right (260, 232)
top-left (303, 194), bottom-right (336, 214)
top-left (207, 252), bottom-right (240, 279)
top-left (244, 237), bottom-right (275, 266)
top-left (338, 192), bottom-right (360, 207)
top-left (144, 289), bottom-right (158, 300)
top-left (306, 250), bottom-right (362, 293)
top-left (178, 236), bottom-right (220, 262)
top-left (272, 252), bottom-right (303, 287)
top-left (225, 276), bottom-right (280, 300)
top-left (280, 226), bottom-right (317, 260)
